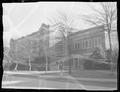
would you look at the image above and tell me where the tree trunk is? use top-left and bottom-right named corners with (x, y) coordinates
top-left (108, 31), bottom-right (113, 74)
top-left (14, 63), bottom-right (18, 71)
top-left (29, 56), bottom-right (32, 71)
top-left (69, 58), bottom-right (72, 74)
top-left (45, 55), bottom-right (48, 72)
top-left (67, 36), bottom-right (72, 74)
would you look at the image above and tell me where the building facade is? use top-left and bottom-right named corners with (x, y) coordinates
top-left (68, 25), bottom-right (106, 70)
top-left (9, 23), bottom-right (50, 67)
top-left (69, 25), bottom-right (106, 56)
top-left (49, 25), bottom-right (106, 70)
top-left (9, 23), bottom-right (106, 71)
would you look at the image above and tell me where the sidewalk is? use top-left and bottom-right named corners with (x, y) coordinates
top-left (39, 73), bottom-right (117, 82)
top-left (3, 70), bottom-right (67, 75)
top-left (71, 77), bottom-right (117, 82)
top-left (3, 70), bottom-right (117, 82)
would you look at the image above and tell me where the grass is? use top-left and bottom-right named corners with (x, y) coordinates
top-left (70, 70), bottom-right (117, 79)
top-left (40, 70), bottom-right (117, 79)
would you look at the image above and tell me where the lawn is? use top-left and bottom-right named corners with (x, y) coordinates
top-left (70, 70), bottom-right (117, 79)
top-left (41, 70), bottom-right (117, 79)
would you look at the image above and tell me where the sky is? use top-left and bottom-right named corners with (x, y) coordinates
top-left (2, 2), bottom-right (118, 49)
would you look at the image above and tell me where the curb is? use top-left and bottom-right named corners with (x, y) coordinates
top-left (74, 77), bottom-right (117, 82)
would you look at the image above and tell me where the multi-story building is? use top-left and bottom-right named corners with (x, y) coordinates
top-left (9, 23), bottom-right (107, 71)
top-left (49, 25), bottom-right (106, 70)
top-left (9, 23), bottom-right (50, 67)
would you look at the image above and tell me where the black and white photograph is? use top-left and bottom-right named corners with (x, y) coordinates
top-left (2, 2), bottom-right (118, 90)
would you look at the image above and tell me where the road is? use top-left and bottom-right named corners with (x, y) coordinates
top-left (2, 71), bottom-right (117, 90)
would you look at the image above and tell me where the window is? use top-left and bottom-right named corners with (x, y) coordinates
top-left (89, 39), bottom-right (91, 48)
top-left (79, 40), bottom-right (81, 49)
top-left (77, 40), bottom-right (80, 48)
top-left (88, 39), bottom-right (90, 48)
top-left (82, 40), bottom-right (85, 48)
top-left (92, 38), bottom-right (95, 48)
top-left (74, 41), bottom-right (78, 49)
top-left (98, 37), bottom-right (102, 44)
top-left (74, 41), bottom-right (76, 49)
top-left (85, 40), bottom-right (88, 49)
top-left (76, 43), bottom-right (78, 49)
top-left (80, 40), bottom-right (83, 49)
top-left (97, 37), bottom-right (100, 47)
top-left (95, 38), bottom-right (97, 47)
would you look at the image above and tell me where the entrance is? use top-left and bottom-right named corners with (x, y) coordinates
top-left (72, 57), bottom-right (84, 70)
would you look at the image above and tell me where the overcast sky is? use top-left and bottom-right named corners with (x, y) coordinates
top-left (2, 2), bottom-right (117, 49)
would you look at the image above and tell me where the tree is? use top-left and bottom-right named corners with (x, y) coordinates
top-left (3, 47), bottom-right (12, 71)
top-left (40, 24), bottom-right (50, 72)
top-left (112, 48), bottom-right (118, 71)
top-left (43, 34), bottom-right (49, 72)
top-left (80, 2), bottom-right (117, 73)
top-left (9, 38), bottom-right (42, 71)
top-left (48, 10), bottom-right (75, 74)
top-left (90, 47), bottom-right (104, 59)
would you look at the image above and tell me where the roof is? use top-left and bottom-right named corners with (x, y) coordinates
top-left (14, 23), bottom-right (49, 42)
top-left (69, 25), bottom-right (105, 37)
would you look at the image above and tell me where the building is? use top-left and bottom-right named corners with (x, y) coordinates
top-left (69, 25), bottom-right (106, 70)
top-left (9, 23), bottom-right (107, 71)
top-left (9, 23), bottom-right (50, 67)
top-left (49, 25), bottom-right (106, 70)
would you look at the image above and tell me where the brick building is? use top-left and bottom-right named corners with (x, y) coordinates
top-left (9, 23), bottom-right (106, 71)
top-left (68, 25), bottom-right (106, 70)
top-left (49, 25), bottom-right (106, 70)
top-left (9, 23), bottom-right (49, 67)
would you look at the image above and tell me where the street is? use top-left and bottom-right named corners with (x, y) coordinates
top-left (2, 70), bottom-right (117, 90)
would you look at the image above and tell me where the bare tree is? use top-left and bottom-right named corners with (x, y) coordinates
top-left (43, 34), bottom-right (49, 72)
top-left (9, 38), bottom-right (41, 71)
top-left (48, 10), bottom-right (75, 74)
top-left (80, 2), bottom-right (117, 73)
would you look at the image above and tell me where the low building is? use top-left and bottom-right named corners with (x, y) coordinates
top-left (69, 25), bottom-right (106, 70)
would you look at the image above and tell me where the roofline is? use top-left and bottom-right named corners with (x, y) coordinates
top-left (69, 25), bottom-right (105, 36)
top-left (14, 23), bottom-right (50, 42)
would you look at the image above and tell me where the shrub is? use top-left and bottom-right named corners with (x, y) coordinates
top-left (90, 47), bottom-right (104, 59)
top-left (84, 59), bottom-right (111, 70)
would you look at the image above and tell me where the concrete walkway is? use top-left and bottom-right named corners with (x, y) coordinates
top-left (71, 77), bottom-right (117, 82)
top-left (3, 70), bottom-right (117, 82)
top-left (3, 70), bottom-right (67, 75)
